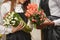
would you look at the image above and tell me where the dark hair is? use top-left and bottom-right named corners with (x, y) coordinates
top-left (23, 0), bottom-right (30, 11)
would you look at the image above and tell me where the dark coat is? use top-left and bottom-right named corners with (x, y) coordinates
top-left (40, 0), bottom-right (60, 40)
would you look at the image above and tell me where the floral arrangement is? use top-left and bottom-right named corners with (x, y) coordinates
top-left (3, 12), bottom-right (19, 27)
top-left (3, 12), bottom-right (32, 33)
top-left (25, 3), bottom-right (46, 27)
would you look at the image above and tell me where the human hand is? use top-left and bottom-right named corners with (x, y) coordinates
top-left (3, 12), bottom-right (9, 19)
top-left (12, 22), bottom-right (24, 33)
top-left (36, 18), bottom-right (54, 29)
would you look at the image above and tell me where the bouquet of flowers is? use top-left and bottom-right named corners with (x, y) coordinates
top-left (25, 3), bottom-right (46, 27)
top-left (3, 12), bottom-right (32, 33)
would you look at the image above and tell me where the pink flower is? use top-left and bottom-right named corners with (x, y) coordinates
top-left (32, 19), bottom-right (37, 22)
top-left (25, 12), bottom-right (31, 18)
top-left (27, 3), bottom-right (38, 10)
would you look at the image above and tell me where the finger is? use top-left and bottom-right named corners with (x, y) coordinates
top-left (19, 22), bottom-right (24, 30)
top-left (3, 12), bottom-right (9, 19)
top-left (20, 21), bottom-right (24, 26)
top-left (17, 22), bottom-right (23, 28)
top-left (21, 23), bottom-right (23, 26)
top-left (17, 21), bottom-right (22, 27)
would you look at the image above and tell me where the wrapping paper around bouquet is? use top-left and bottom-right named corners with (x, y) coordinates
top-left (17, 14), bottom-right (32, 33)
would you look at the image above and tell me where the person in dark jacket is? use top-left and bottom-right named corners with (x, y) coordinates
top-left (38, 0), bottom-right (60, 40)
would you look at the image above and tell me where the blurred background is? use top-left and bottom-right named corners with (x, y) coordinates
top-left (0, 0), bottom-right (4, 5)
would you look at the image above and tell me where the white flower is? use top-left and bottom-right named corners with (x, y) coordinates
top-left (9, 14), bottom-right (13, 18)
top-left (3, 20), bottom-right (10, 25)
top-left (14, 17), bottom-right (18, 20)
top-left (5, 18), bottom-right (10, 24)
top-left (11, 12), bottom-right (15, 15)
top-left (8, 16), bottom-right (11, 19)
top-left (11, 21), bottom-right (16, 24)
top-left (6, 21), bottom-right (10, 24)
top-left (9, 13), bottom-right (14, 18)
top-left (11, 17), bottom-right (13, 20)
top-left (8, 12), bottom-right (11, 15)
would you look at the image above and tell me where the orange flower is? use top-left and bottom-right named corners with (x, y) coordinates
top-left (27, 3), bottom-right (38, 10)
top-left (29, 9), bottom-right (35, 15)
top-left (37, 11), bottom-right (41, 15)
top-left (25, 12), bottom-right (31, 18)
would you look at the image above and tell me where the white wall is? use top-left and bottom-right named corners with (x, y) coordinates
top-left (0, 0), bottom-right (4, 4)
top-left (30, 0), bottom-right (40, 8)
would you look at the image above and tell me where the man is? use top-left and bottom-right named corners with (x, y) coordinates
top-left (38, 0), bottom-right (60, 40)
top-left (39, 0), bottom-right (51, 40)
top-left (48, 0), bottom-right (60, 40)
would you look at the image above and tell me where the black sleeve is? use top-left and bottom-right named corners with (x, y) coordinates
top-left (18, 13), bottom-right (28, 23)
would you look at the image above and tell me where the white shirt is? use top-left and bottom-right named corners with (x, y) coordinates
top-left (0, 1), bottom-right (24, 34)
top-left (49, 0), bottom-right (60, 26)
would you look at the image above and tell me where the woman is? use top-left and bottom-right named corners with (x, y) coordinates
top-left (1, 0), bottom-right (32, 40)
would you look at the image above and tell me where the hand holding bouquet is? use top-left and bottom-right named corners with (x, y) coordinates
top-left (25, 3), bottom-right (46, 28)
top-left (3, 12), bottom-right (32, 33)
